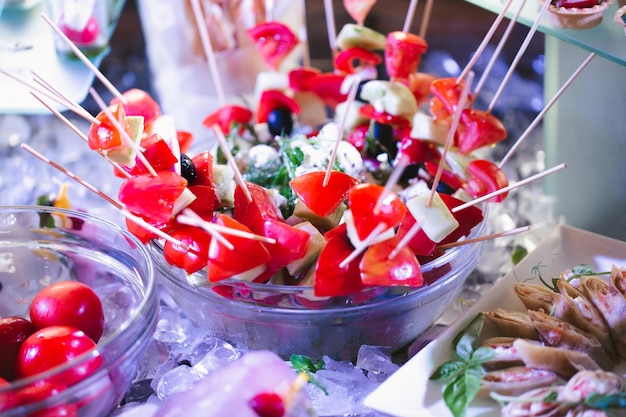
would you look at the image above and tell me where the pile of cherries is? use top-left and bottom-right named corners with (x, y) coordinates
top-left (0, 281), bottom-right (105, 415)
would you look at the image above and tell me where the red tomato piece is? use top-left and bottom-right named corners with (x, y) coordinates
top-left (124, 217), bottom-right (179, 244)
top-left (118, 170), bottom-right (188, 224)
top-left (457, 109), bottom-right (507, 154)
top-left (334, 47), bottom-right (382, 74)
top-left (261, 218), bottom-right (311, 271)
top-left (134, 135), bottom-right (178, 174)
top-left (289, 171), bottom-right (359, 217)
top-left (347, 183), bottom-right (406, 241)
top-left (60, 16), bottom-right (99, 45)
top-left (87, 104), bottom-right (130, 153)
top-left (396, 136), bottom-right (441, 166)
top-left (15, 326), bottom-right (103, 387)
top-left (233, 182), bottom-right (283, 233)
top-left (302, 72), bottom-right (347, 109)
top-left (463, 159), bottom-right (509, 202)
top-left (323, 223), bottom-right (348, 241)
top-left (385, 31), bottom-right (428, 80)
top-left (439, 193), bottom-right (484, 244)
top-left (0, 316), bottom-right (36, 381)
top-left (111, 88), bottom-right (161, 125)
top-left (288, 67), bottom-right (322, 91)
top-left (257, 90), bottom-right (300, 124)
top-left (186, 185), bottom-right (218, 219)
top-left (164, 226), bottom-right (212, 274)
top-left (346, 124), bottom-right (370, 153)
top-left (30, 281), bottom-right (104, 343)
top-left (313, 234), bottom-right (365, 297)
top-left (177, 130), bottom-right (194, 154)
top-left (396, 211), bottom-right (437, 256)
top-left (406, 72), bottom-right (437, 107)
top-left (202, 105), bottom-right (253, 136)
top-left (423, 160), bottom-right (465, 191)
top-left (430, 77), bottom-right (472, 116)
top-left (359, 104), bottom-right (411, 128)
top-left (190, 151), bottom-right (216, 187)
top-left (360, 237), bottom-right (424, 287)
top-left (428, 96), bottom-right (452, 121)
top-left (247, 21), bottom-right (299, 70)
top-left (207, 214), bottom-right (271, 282)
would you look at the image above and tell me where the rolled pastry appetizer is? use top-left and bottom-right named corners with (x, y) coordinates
top-left (484, 308), bottom-right (538, 340)
top-left (514, 282), bottom-right (575, 321)
top-left (478, 366), bottom-right (562, 398)
top-left (513, 338), bottom-right (601, 378)
top-left (501, 386), bottom-right (565, 417)
top-left (610, 264), bottom-right (626, 296)
top-left (557, 279), bottom-right (615, 356)
top-left (527, 310), bottom-right (613, 370)
top-left (580, 276), bottom-right (626, 358)
top-left (558, 370), bottom-right (624, 403)
top-left (564, 407), bottom-right (610, 417)
top-left (480, 337), bottom-right (525, 370)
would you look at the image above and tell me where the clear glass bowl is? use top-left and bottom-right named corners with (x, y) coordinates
top-left (0, 206), bottom-right (158, 416)
top-left (151, 208), bottom-right (487, 361)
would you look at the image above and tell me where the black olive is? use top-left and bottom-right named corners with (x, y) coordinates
top-left (267, 107), bottom-right (294, 137)
top-left (372, 121), bottom-right (397, 160)
top-left (436, 181), bottom-right (456, 195)
top-left (356, 79), bottom-right (372, 103)
top-left (180, 153), bottom-right (197, 183)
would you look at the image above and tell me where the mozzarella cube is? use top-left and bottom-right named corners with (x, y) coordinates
top-left (405, 191), bottom-right (459, 243)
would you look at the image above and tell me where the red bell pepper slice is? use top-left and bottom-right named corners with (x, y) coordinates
top-left (288, 67), bottom-right (323, 91)
top-left (360, 236), bottom-right (424, 287)
top-left (463, 159), bottom-right (509, 202)
top-left (110, 88), bottom-right (161, 125)
top-left (289, 171), bottom-right (359, 217)
top-left (202, 105), bottom-right (253, 136)
top-left (257, 90), bottom-right (300, 124)
top-left (313, 233), bottom-right (365, 297)
top-left (358, 104), bottom-right (411, 128)
top-left (164, 226), bottom-right (212, 274)
top-left (438, 193), bottom-right (484, 244)
top-left (118, 170), bottom-right (188, 224)
top-left (207, 214), bottom-right (271, 282)
top-left (423, 160), bottom-right (465, 191)
top-left (302, 72), bottom-right (347, 109)
top-left (457, 109), bottom-right (507, 154)
top-left (384, 31), bottom-right (428, 80)
top-left (334, 47), bottom-right (382, 74)
top-left (347, 183), bottom-right (406, 241)
top-left (233, 182), bottom-right (283, 233)
top-left (247, 21), bottom-right (299, 70)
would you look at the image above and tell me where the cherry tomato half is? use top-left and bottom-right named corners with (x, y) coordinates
top-left (0, 316), bottom-right (36, 381)
top-left (30, 281), bottom-right (104, 343)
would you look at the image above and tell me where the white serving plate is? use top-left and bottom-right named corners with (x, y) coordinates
top-left (0, 1), bottom-right (103, 113)
top-left (364, 224), bottom-right (626, 417)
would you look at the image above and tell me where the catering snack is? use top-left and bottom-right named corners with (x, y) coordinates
top-left (541, 0), bottom-right (614, 30)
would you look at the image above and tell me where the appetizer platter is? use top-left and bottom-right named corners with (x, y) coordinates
top-left (364, 224), bottom-right (626, 417)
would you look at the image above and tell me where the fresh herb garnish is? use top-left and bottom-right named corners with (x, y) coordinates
top-left (491, 390), bottom-right (626, 413)
top-left (511, 244), bottom-right (528, 265)
top-left (290, 354), bottom-right (327, 395)
top-left (430, 313), bottom-right (495, 417)
top-left (532, 262), bottom-right (611, 292)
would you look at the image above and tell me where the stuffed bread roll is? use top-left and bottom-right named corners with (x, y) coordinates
top-left (558, 370), bottom-right (623, 403)
top-left (514, 282), bottom-right (575, 322)
top-left (484, 308), bottom-right (538, 340)
top-left (478, 366), bottom-right (562, 398)
top-left (500, 386), bottom-right (566, 417)
top-left (580, 275), bottom-right (626, 358)
top-left (479, 337), bottom-right (525, 370)
top-left (557, 279), bottom-right (615, 356)
top-left (527, 310), bottom-right (613, 370)
top-left (513, 338), bottom-right (601, 378)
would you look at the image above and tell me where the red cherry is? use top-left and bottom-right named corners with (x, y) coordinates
top-left (248, 392), bottom-right (286, 417)
top-left (0, 316), bottom-right (36, 381)
top-left (60, 16), bottom-right (100, 45)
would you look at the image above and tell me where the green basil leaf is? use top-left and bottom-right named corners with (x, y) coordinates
top-left (453, 314), bottom-right (485, 361)
top-left (430, 360), bottom-right (467, 381)
top-left (469, 346), bottom-right (496, 364)
top-left (585, 392), bottom-right (626, 410)
top-left (443, 364), bottom-right (483, 417)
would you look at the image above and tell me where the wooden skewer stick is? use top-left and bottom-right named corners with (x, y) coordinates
top-left (211, 124), bottom-right (252, 203)
top-left (188, 0), bottom-right (226, 107)
top-left (451, 163), bottom-right (567, 213)
top-left (402, 0), bottom-right (419, 33)
top-left (179, 208), bottom-right (277, 245)
top-left (499, 53), bottom-right (595, 168)
top-left (20, 143), bottom-right (189, 250)
top-left (373, 155), bottom-right (408, 214)
top-left (89, 87), bottom-right (158, 177)
top-left (30, 92), bottom-right (132, 179)
top-left (339, 223), bottom-right (388, 268)
top-left (486, 0), bottom-right (551, 113)
top-left (472, 0), bottom-right (527, 99)
top-left (41, 13), bottom-right (125, 104)
top-left (323, 77), bottom-right (360, 187)
top-left (418, 0), bottom-right (434, 39)
top-left (31, 70), bottom-right (100, 125)
top-left (427, 70), bottom-right (474, 207)
top-left (0, 67), bottom-right (97, 124)
top-left (437, 225), bottom-right (530, 250)
top-left (388, 222), bottom-right (421, 260)
top-left (324, 0), bottom-right (338, 55)
top-left (457, 0), bottom-right (516, 84)
top-left (177, 210), bottom-right (234, 250)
